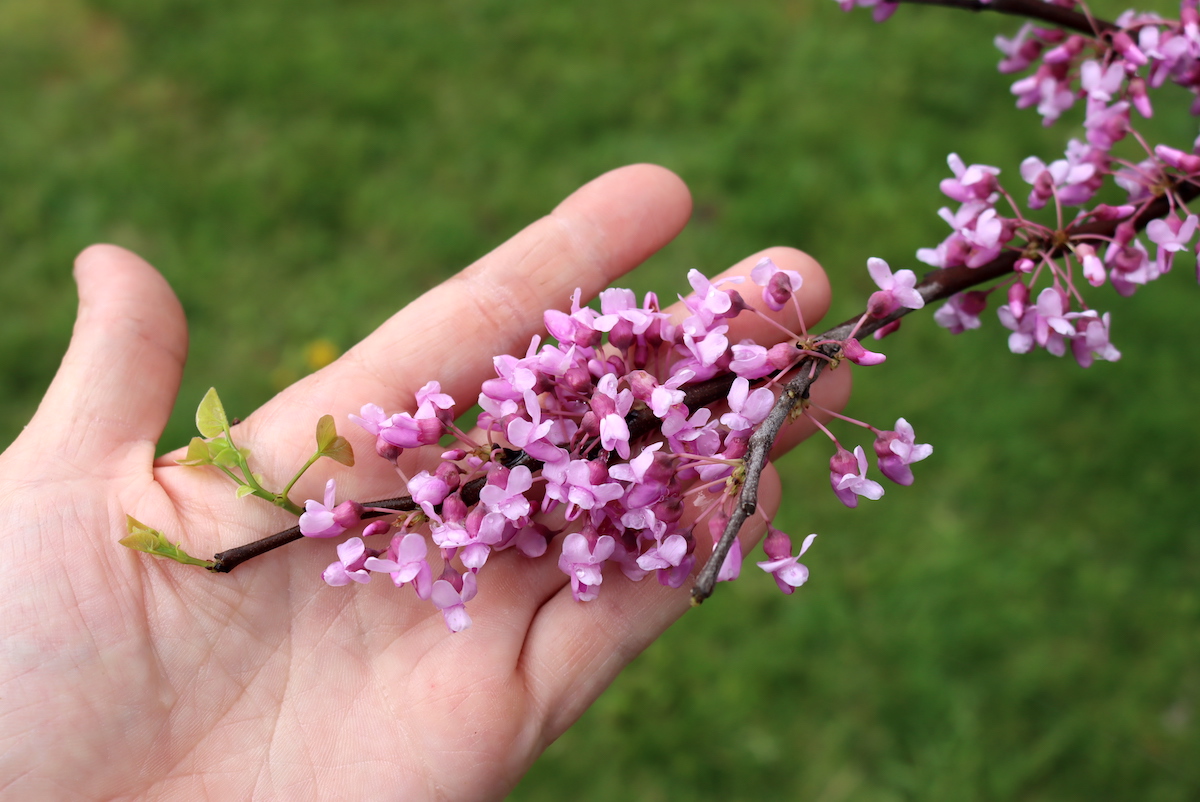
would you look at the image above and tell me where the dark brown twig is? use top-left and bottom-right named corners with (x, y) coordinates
top-left (899, 0), bottom-right (1113, 36)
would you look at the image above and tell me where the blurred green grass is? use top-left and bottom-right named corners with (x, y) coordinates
top-left (2, 0), bottom-right (1198, 799)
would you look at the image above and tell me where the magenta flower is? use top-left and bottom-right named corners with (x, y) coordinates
top-left (558, 532), bottom-right (616, 601)
top-left (683, 269), bottom-right (739, 327)
top-left (1147, 213), bottom-right (1199, 272)
top-left (829, 446), bottom-right (884, 508)
top-left (933, 292), bottom-right (986, 334)
top-left (543, 458), bottom-right (624, 520)
top-left (1019, 149), bottom-right (1096, 210)
top-left (1154, 144), bottom-right (1200, 174)
top-left (866, 257), bottom-right (924, 318)
top-left (994, 23), bottom-right (1041, 73)
top-left (544, 287), bottom-right (601, 347)
top-left (1080, 60), bottom-right (1125, 107)
top-left (407, 470), bottom-right (451, 507)
top-left (756, 530), bottom-right (818, 595)
top-left (1071, 312), bottom-right (1121, 368)
top-left (636, 533), bottom-right (694, 588)
top-left (300, 479), bottom-right (362, 538)
top-left (939, 153), bottom-right (1001, 202)
top-left (1076, 244), bottom-right (1106, 288)
top-left (478, 465), bottom-right (534, 521)
top-left (349, 403), bottom-right (389, 436)
top-left (593, 374), bottom-right (634, 459)
top-left (1084, 100), bottom-right (1129, 150)
top-left (431, 571), bottom-right (478, 633)
top-left (719, 378), bottom-right (775, 431)
top-left (873, 418), bottom-right (933, 486)
top-left (322, 537), bottom-right (373, 586)
top-left (750, 256), bottom-right (804, 312)
top-left (365, 532), bottom-right (433, 599)
top-left (729, 342), bottom-right (772, 378)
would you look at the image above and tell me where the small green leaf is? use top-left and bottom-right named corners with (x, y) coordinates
top-left (176, 437), bottom-right (214, 467)
top-left (314, 413), bottom-right (354, 465)
top-left (119, 516), bottom-right (214, 569)
top-left (196, 387), bottom-right (229, 438)
top-left (315, 414), bottom-right (338, 451)
top-left (234, 484), bottom-right (255, 499)
top-left (321, 437), bottom-right (355, 467)
top-left (213, 444), bottom-right (242, 469)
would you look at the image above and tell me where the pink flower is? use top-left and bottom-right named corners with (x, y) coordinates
top-left (1076, 243), bottom-right (1106, 287)
top-left (750, 257), bottom-right (804, 311)
top-left (322, 537), bottom-right (374, 586)
top-left (593, 374), bottom-right (634, 459)
top-left (940, 153), bottom-right (1001, 202)
top-left (1080, 60), bottom-right (1125, 107)
top-left (829, 446), bottom-right (884, 508)
top-left (866, 257), bottom-right (924, 318)
top-left (558, 532), bottom-right (616, 601)
top-left (719, 378), bottom-right (775, 431)
top-left (994, 23), bottom-right (1041, 73)
top-left (636, 533), bottom-right (694, 588)
top-left (349, 403), bottom-right (389, 436)
top-left (431, 571), bottom-right (478, 632)
top-left (873, 418), bottom-right (933, 486)
top-left (1084, 101), bottom-right (1130, 150)
top-left (933, 291), bottom-right (986, 334)
top-left (478, 465), bottom-right (534, 521)
top-left (756, 529), bottom-right (818, 595)
top-left (365, 532), bottom-right (433, 599)
top-left (729, 342), bottom-right (772, 378)
top-left (1071, 312), bottom-right (1121, 368)
top-left (1019, 150), bottom-right (1096, 210)
top-left (300, 479), bottom-right (363, 538)
top-left (1147, 213), bottom-right (1199, 272)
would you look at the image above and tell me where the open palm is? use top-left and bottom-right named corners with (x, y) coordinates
top-left (0, 165), bottom-right (849, 801)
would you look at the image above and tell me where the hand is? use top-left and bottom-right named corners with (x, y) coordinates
top-left (0, 164), bottom-right (850, 801)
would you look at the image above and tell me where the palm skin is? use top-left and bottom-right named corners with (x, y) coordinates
top-left (0, 165), bottom-right (849, 801)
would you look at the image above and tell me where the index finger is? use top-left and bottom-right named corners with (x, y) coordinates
top-left (177, 164), bottom-right (693, 483)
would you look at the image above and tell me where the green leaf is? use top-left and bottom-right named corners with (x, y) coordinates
top-left (196, 387), bottom-right (229, 438)
top-left (315, 414), bottom-right (338, 451)
top-left (212, 442), bottom-right (242, 469)
top-left (176, 437), bottom-right (214, 466)
top-left (234, 484), bottom-right (255, 499)
top-left (119, 516), bottom-right (215, 569)
top-left (314, 413), bottom-right (354, 465)
top-left (321, 437), bottom-right (355, 467)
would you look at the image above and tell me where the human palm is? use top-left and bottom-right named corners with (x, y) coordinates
top-left (0, 165), bottom-right (848, 800)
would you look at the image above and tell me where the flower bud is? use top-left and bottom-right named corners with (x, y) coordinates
top-left (376, 434), bottom-right (403, 462)
top-left (609, 318), bottom-right (636, 351)
top-left (1007, 282), bottom-right (1030, 319)
top-left (762, 527), bottom-right (793, 562)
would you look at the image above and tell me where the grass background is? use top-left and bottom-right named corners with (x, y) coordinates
top-left (2, 0), bottom-right (1198, 798)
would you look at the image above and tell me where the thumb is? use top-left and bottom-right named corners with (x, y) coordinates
top-left (15, 245), bottom-right (188, 475)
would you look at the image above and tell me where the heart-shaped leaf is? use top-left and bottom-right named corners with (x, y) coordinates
top-left (196, 387), bottom-right (229, 439)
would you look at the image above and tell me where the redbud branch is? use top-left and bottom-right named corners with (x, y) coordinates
top-left (898, 0), bottom-right (1113, 36)
top-left (212, 175), bottom-right (1193, 580)
top-left (691, 179), bottom-right (1198, 604)
top-left (209, 450), bottom-right (538, 572)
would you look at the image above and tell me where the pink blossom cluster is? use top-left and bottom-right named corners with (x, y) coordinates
top-left (843, 0), bottom-right (1200, 367)
top-left (296, 260), bottom-right (930, 631)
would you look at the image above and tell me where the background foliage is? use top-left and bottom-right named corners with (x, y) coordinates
top-left (1, 0), bottom-right (1197, 798)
